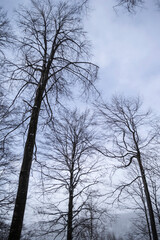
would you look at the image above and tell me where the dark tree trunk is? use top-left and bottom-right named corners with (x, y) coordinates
top-left (137, 152), bottom-right (158, 240)
top-left (90, 208), bottom-right (93, 240)
top-left (142, 195), bottom-right (152, 240)
top-left (67, 142), bottom-right (76, 240)
top-left (67, 186), bottom-right (74, 240)
top-left (132, 129), bottom-right (158, 240)
top-left (8, 77), bottom-right (47, 240)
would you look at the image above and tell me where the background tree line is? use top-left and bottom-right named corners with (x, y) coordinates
top-left (0, 0), bottom-right (160, 240)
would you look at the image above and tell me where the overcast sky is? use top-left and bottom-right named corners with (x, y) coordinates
top-left (1, 0), bottom-right (160, 112)
top-left (86, 0), bottom-right (160, 111)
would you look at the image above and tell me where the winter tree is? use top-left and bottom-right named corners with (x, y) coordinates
top-left (7, 0), bottom-right (98, 239)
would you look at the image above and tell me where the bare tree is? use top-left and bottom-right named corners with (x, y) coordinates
top-left (96, 96), bottom-right (159, 240)
top-left (34, 109), bottom-right (100, 240)
top-left (114, 0), bottom-right (144, 11)
top-left (0, 7), bottom-right (13, 64)
top-left (0, 7), bottom-right (12, 45)
top-left (7, 1), bottom-right (98, 239)
top-left (107, 232), bottom-right (117, 240)
top-left (114, 0), bottom-right (160, 12)
top-left (120, 164), bottom-right (153, 240)
top-left (0, 89), bottom-right (18, 222)
top-left (147, 161), bottom-right (160, 227)
top-left (74, 191), bottom-right (107, 240)
top-left (0, 220), bottom-right (10, 240)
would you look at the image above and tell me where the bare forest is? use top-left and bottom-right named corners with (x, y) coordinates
top-left (0, 0), bottom-right (160, 240)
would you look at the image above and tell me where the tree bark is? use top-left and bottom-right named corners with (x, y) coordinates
top-left (8, 77), bottom-right (47, 240)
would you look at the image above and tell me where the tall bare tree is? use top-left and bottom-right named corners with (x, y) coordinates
top-left (35, 109), bottom-right (100, 240)
top-left (117, 163), bottom-right (153, 240)
top-left (7, 1), bottom-right (98, 239)
top-left (96, 96), bottom-right (159, 240)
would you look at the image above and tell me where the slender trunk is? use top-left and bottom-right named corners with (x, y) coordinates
top-left (67, 141), bottom-right (76, 240)
top-left (90, 208), bottom-right (93, 240)
top-left (137, 153), bottom-right (158, 240)
top-left (8, 77), bottom-right (47, 240)
top-left (67, 161), bottom-right (74, 240)
top-left (67, 185), bottom-right (74, 240)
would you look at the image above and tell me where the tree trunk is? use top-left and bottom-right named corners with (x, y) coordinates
top-left (142, 194), bottom-right (152, 240)
top-left (8, 77), bottom-right (47, 240)
top-left (90, 208), bottom-right (93, 240)
top-left (67, 142), bottom-right (76, 240)
top-left (137, 153), bottom-right (158, 240)
top-left (67, 186), bottom-right (74, 240)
